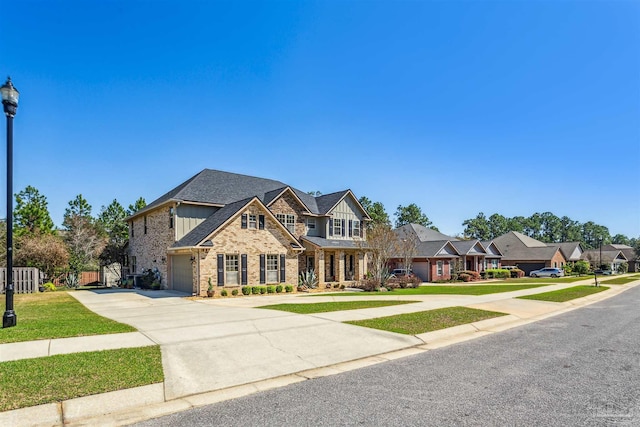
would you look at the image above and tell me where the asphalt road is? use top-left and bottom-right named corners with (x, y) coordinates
top-left (132, 285), bottom-right (640, 427)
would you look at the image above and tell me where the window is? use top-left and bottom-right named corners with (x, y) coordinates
top-left (307, 218), bottom-right (316, 230)
top-left (169, 207), bottom-right (174, 229)
top-left (437, 261), bottom-right (444, 276)
top-left (352, 220), bottom-right (361, 237)
top-left (266, 254), bottom-right (279, 283)
top-left (225, 255), bottom-right (239, 285)
top-left (248, 214), bottom-right (257, 229)
top-left (491, 259), bottom-right (498, 269)
top-left (333, 219), bottom-right (342, 236)
top-left (276, 214), bottom-right (295, 234)
top-left (131, 256), bottom-right (137, 274)
top-left (144, 216), bottom-right (148, 234)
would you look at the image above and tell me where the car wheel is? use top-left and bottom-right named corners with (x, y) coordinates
top-left (551, 274), bottom-right (558, 278)
top-left (531, 274), bottom-right (538, 278)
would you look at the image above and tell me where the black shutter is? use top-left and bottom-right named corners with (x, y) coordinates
top-left (341, 219), bottom-right (346, 236)
top-left (329, 219), bottom-right (333, 236)
top-left (241, 254), bottom-right (247, 285)
top-left (360, 222), bottom-right (363, 237)
top-left (259, 254), bottom-right (266, 284)
top-left (241, 214), bottom-right (247, 229)
top-left (217, 254), bottom-right (224, 286)
top-left (280, 254), bottom-right (286, 282)
top-left (348, 220), bottom-right (353, 237)
top-left (259, 215), bottom-right (265, 230)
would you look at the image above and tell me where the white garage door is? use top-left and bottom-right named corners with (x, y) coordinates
top-left (412, 262), bottom-right (429, 282)
top-left (171, 255), bottom-right (194, 294)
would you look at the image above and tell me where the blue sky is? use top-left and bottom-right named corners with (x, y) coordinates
top-left (1, 0), bottom-right (639, 238)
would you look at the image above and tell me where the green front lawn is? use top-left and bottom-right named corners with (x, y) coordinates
top-left (600, 275), bottom-right (640, 285)
top-left (500, 276), bottom-right (591, 284)
top-left (0, 346), bottom-right (164, 412)
top-left (259, 300), bottom-right (418, 314)
top-left (0, 292), bottom-right (135, 344)
top-left (517, 285), bottom-right (609, 302)
top-left (313, 284), bottom-right (545, 297)
top-left (346, 306), bottom-right (507, 335)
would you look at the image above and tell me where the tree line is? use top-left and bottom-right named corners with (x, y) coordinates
top-left (0, 185), bottom-right (146, 285)
top-left (356, 196), bottom-right (638, 252)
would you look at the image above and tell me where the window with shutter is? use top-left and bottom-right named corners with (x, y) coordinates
top-left (280, 254), bottom-right (286, 282)
top-left (241, 254), bottom-right (247, 285)
top-left (259, 254), bottom-right (266, 284)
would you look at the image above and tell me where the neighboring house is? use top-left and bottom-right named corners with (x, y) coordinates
top-left (389, 224), bottom-right (500, 282)
top-left (492, 231), bottom-right (567, 275)
top-left (556, 242), bottom-right (584, 263)
top-left (581, 249), bottom-right (628, 273)
top-left (127, 169), bottom-right (370, 295)
top-left (602, 244), bottom-right (638, 272)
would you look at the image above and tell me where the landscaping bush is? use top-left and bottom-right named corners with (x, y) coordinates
top-left (459, 270), bottom-right (480, 281)
top-left (285, 285), bottom-right (294, 293)
top-left (259, 286), bottom-right (267, 294)
top-left (267, 286), bottom-right (276, 294)
top-left (250, 286), bottom-right (260, 295)
top-left (275, 285), bottom-right (283, 293)
top-left (43, 282), bottom-right (57, 292)
top-left (485, 269), bottom-right (510, 279)
top-left (232, 289), bottom-right (239, 296)
top-left (340, 284), bottom-right (345, 289)
top-left (459, 273), bottom-right (471, 282)
top-left (355, 278), bottom-right (381, 292)
top-left (221, 289), bottom-right (228, 297)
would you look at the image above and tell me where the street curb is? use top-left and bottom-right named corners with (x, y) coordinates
top-left (3, 279), bottom-right (639, 426)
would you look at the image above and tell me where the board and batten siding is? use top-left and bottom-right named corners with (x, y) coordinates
top-left (176, 205), bottom-right (218, 241)
top-left (326, 196), bottom-right (365, 239)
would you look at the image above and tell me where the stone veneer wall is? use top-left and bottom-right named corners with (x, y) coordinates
top-left (128, 206), bottom-right (175, 286)
top-left (195, 201), bottom-right (300, 296)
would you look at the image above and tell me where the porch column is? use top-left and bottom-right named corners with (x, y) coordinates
top-left (316, 250), bottom-right (325, 285)
top-left (337, 250), bottom-right (345, 282)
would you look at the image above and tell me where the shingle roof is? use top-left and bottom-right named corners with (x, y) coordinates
top-left (555, 242), bottom-right (583, 261)
top-left (315, 191), bottom-right (350, 215)
top-left (451, 240), bottom-right (486, 255)
top-left (416, 240), bottom-right (459, 258)
top-left (301, 236), bottom-right (363, 249)
top-left (396, 224), bottom-right (456, 242)
top-left (133, 169), bottom-right (331, 218)
top-left (581, 250), bottom-right (628, 263)
top-left (493, 232), bottom-right (561, 261)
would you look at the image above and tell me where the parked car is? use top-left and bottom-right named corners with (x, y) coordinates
top-left (529, 267), bottom-right (564, 278)
top-left (390, 268), bottom-right (414, 278)
top-left (593, 269), bottom-right (613, 275)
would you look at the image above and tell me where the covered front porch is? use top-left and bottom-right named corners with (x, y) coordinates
top-left (300, 237), bottom-right (367, 286)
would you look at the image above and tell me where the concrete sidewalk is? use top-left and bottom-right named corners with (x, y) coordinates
top-left (1, 277), bottom-right (637, 426)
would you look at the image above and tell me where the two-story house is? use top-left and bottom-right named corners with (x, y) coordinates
top-left (127, 169), bottom-right (370, 295)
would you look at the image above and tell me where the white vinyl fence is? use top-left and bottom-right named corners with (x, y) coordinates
top-left (0, 267), bottom-right (42, 294)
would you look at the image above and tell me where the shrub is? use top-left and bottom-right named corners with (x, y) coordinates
top-left (242, 286), bottom-right (251, 295)
top-left (285, 285), bottom-right (294, 293)
top-left (573, 260), bottom-right (590, 275)
top-left (232, 289), bottom-right (239, 296)
top-left (251, 286), bottom-right (260, 295)
top-left (43, 282), bottom-right (57, 292)
top-left (333, 283), bottom-right (340, 289)
top-left (298, 270), bottom-right (318, 289)
top-left (259, 286), bottom-right (267, 294)
top-left (355, 278), bottom-right (381, 292)
top-left (485, 269), bottom-right (510, 279)
top-left (459, 273), bottom-right (471, 282)
top-left (340, 284), bottom-right (345, 289)
top-left (267, 286), bottom-right (276, 294)
top-left (275, 285), bottom-right (283, 293)
top-left (458, 270), bottom-right (480, 281)
top-left (221, 289), bottom-right (228, 297)
top-left (617, 262), bottom-right (628, 274)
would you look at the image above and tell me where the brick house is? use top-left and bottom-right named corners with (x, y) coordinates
top-left (127, 169), bottom-right (370, 295)
top-left (492, 231), bottom-right (568, 274)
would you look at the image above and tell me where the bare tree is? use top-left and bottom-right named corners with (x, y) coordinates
top-left (360, 222), bottom-right (398, 286)
top-left (396, 227), bottom-right (419, 274)
top-left (15, 233), bottom-right (69, 281)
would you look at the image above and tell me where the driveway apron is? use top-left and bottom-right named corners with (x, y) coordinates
top-left (70, 290), bottom-right (421, 400)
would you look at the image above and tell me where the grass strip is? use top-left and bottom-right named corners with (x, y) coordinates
top-left (259, 300), bottom-right (418, 314)
top-left (0, 346), bottom-right (163, 412)
top-left (599, 276), bottom-right (640, 285)
top-left (518, 285), bottom-right (609, 302)
top-left (500, 276), bottom-right (591, 284)
top-left (311, 284), bottom-right (545, 297)
top-left (0, 292), bottom-right (135, 344)
top-left (346, 306), bottom-right (507, 335)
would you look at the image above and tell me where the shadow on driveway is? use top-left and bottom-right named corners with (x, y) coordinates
top-left (76, 288), bottom-right (190, 299)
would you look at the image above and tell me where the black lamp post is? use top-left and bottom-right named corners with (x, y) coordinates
top-left (2, 76), bottom-right (19, 328)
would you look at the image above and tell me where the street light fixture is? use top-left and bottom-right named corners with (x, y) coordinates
top-left (2, 76), bottom-right (19, 328)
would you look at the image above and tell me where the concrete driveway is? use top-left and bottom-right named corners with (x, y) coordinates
top-left (70, 290), bottom-right (421, 400)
